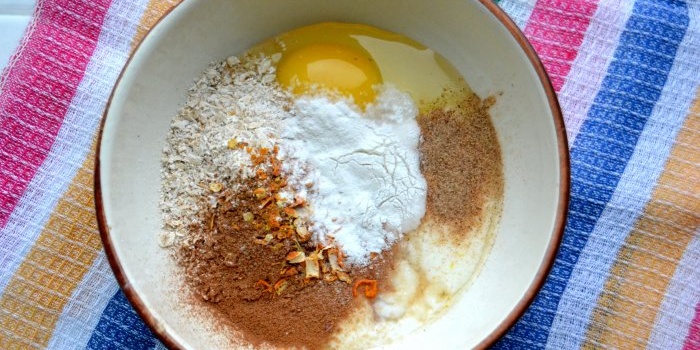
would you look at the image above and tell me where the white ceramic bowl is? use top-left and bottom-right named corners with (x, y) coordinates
top-left (96, 0), bottom-right (569, 348)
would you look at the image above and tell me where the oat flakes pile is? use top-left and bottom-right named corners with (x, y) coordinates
top-left (159, 55), bottom-right (294, 246)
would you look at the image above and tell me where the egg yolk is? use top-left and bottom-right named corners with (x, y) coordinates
top-left (276, 43), bottom-right (382, 106)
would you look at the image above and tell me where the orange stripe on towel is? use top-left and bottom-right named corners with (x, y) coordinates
top-left (132, 0), bottom-right (182, 48)
top-left (0, 150), bottom-right (103, 348)
top-left (584, 92), bottom-right (700, 349)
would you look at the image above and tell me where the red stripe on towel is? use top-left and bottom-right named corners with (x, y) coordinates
top-left (523, 0), bottom-right (598, 91)
top-left (0, 0), bottom-right (112, 228)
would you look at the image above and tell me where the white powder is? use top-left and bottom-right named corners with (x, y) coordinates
top-left (280, 86), bottom-right (427, 265)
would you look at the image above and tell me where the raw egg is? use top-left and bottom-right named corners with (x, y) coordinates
top-left (277, 43), bottom-right (382, 106)
top-left (250, 22), bottom-right (467, 109)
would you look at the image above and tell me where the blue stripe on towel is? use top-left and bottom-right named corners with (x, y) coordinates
top-left (86, 289), bottom-right (156, 350)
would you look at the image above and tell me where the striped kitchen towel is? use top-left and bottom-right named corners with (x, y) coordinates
top-left (0, 0), bottom-right (698, 349)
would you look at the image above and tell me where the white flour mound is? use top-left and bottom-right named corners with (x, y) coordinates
top-left (280, 86), bottom-right (427, 265)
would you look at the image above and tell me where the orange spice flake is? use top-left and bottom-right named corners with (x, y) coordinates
top-left (255, 279), bottom-right (273, 293)
top-left (353, 279), bottom-right (378, 298)
top-left (273, 278), bottom-right (289, 295)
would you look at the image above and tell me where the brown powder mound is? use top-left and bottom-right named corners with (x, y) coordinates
top-left (417, 93), bottom-right (504, 239)
top-left (176, 147), bottom-right (393, 349)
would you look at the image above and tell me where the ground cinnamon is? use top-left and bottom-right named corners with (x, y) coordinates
top-left (417, 92), bottom-right (504, 240)
top-left (176, 145), bottom-right (393, 349)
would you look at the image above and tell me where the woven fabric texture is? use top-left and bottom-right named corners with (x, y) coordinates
top-left (0, 0), bottom-right (698, 349)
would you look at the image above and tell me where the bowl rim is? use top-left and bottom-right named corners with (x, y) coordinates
top-left (94, 1), bottom-right (570, 348)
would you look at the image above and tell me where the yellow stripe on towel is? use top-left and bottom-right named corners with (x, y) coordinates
top-left (0, 151), bottom-right (102, 348)
top-left (133, 0), bottom-right (183, 47)
top-left (584, 93), bottom-right (700, 349)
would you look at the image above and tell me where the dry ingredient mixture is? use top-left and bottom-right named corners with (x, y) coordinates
top-left (160, 24), bottom-right (503, 350)
top-left (160, 54), bottom-right (426, 348)
top-left (176, 143), bottom-right (394, 347)
top-left (160, 54), bottom-right (426, 265)
top-left (159, 55), bottom-right (289, 248)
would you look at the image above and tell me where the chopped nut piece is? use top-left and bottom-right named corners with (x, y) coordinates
top-left (200, 286), bottom-right (222, 303)
top-left (157, 231), bottom-right (176, 247)
top-left (224, 253), bottom-right (236, 267)
top-left (336, 271), bottom-right (352, 283)
top-left (327, 249), bottom-right (342, 272)
top-left (271, 243), bottom-right (284, 251)
top-left (274, 278), bottom-right (289, 295)
top-left (304, 257), bottom-right (320, 279)
top-left (276, 228), bottom-right (291, 240)
top-left (259, 197), bottom-right (273, 209)
top-left (267, 216), bottom-right (281, 229)
top-left (286, 251), bottom-right (306, 264)
top-left (295, 225), bottom-right (311, 242)
top-left (308, 249), bottom-right (323, 261)
top-left (291, 197), bottom-right (305, 208)
top-left (209, 182), bottom-right (223, 192)
top-left (272, 164), bottom-right (281, 177)
top-left (209, 214), bottom-right (216, 230)
top-left (323, 274), bottom-right (338, 282)
top-left (283, 207), bottom-right (298, 218)
top-left (253, 188), bottom-right (267, 199)
top-left (280, 266), bottom-right (299, 276)
top-left (336, 250), bottom-right (346, 269)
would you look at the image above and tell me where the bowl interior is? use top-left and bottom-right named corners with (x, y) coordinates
top-left (97, 0), bottom-right (567, 348)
